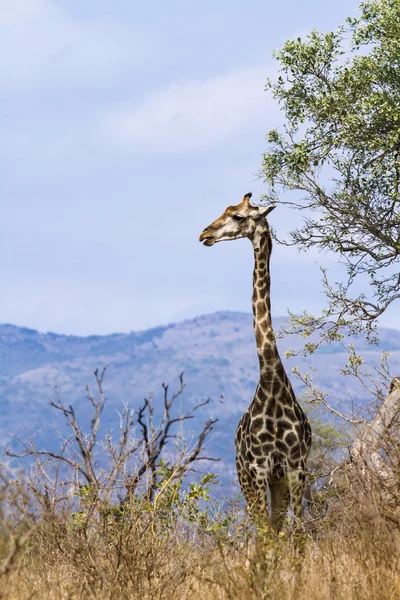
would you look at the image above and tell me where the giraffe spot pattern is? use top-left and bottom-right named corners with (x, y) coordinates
top-left (201, 202), bottom-right (312, 528)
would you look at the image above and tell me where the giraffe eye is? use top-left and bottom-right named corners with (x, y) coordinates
top-left (233, 215), bottom-right (245, 221)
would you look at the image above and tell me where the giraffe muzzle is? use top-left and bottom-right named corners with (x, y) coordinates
top-left (199, 230), bottom-right (215, 246)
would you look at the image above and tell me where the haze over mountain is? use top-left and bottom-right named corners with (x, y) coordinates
top-left (1, 312), bottom-right (399, 487)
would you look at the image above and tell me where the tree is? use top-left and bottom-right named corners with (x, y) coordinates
top-left (261, 0), bottom-right (400, 346)
top-left (6, 368), bottom-right (218, 510)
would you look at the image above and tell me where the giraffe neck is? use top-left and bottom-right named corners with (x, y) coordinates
top-left (250, 224), bottom-right (283, 384)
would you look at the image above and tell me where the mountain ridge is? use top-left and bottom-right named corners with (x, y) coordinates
top-left (1, 311), bottom-right (399, 485)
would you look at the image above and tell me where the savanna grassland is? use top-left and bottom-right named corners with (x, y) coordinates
top-left (1, 383), bottom-right (399, 600)
top-left (0, 470), bottom-right (399, 600)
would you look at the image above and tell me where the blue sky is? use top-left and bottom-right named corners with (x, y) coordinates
top-left (3, 0), bottom-right (397, 335)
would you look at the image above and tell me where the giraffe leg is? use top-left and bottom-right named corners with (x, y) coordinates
top-left (270, 481), bottom-right (290, 532)
top-left (236, 459), bottom-right (268, 525)
top-left (239, 475), bottom-right (268, 527)
top-left (288, 469), bottom-right (306, 529)
top-left (249, 491), bottom-right (268, 528)
top-left (239, 479), bottom-right (268, 527)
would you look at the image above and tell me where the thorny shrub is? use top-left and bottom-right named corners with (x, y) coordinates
top-left (0, 371), bottom-right (399, 599)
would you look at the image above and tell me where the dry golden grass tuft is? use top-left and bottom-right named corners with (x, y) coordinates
top-left (1, 372), bottom-right (398, 599)
top-left (0, 468), bottom-right (399, 600)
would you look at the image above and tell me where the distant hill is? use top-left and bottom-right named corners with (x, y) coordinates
top-left (1, 312), bottom-right (399, 488)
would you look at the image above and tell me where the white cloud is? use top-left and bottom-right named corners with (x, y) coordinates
top-left (102, 66), bottom-right (279, 154)
top-left (0, 2), bottom-right (279, 158)
top-left (0, 0), bottom-right (44, 25)
top-left (0, 0), bottom-right (147, 89)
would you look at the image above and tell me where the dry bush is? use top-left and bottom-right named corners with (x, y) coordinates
top-left (0, 372), bottom-right (399, 599)
top-left (1, 467), bottom-right (399, 600)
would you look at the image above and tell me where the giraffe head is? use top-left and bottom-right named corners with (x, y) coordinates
top-left (199, 193), bottom-right (276, 247)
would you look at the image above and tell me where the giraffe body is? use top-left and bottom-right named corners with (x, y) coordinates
top-left (199, 193), bottom-right (312, 529)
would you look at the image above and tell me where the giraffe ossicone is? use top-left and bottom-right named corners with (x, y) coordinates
top-left (199, 192), bottom-right (312, 531)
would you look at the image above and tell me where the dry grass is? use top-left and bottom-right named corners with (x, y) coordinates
top-left (1, 373), bottom-right (398, 599)
top-left (0, 474), bottom-right (399, 600)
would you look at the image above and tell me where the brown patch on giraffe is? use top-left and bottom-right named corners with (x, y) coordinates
top-left (265, 417), bottom-right (274, 432)
top-left (285, 432), bottom-right (297, 447)
top-left (249, 466), bottom-right (258, 479)
top-left (305, 426), bottom-right (312, 446)
top-left (276, 420), bottom-right (291, 439)
top-left (251, 401), bottom-right (264, 417)
top-left (258, 356), bottom-right (266, 371)
top-left (257, 386), bottom-right (266, 401)
top-left (246, 449), bottom-right (254, 461)
top-left (242, 413), bottom-right (250, 429)
top-left (275, 440), bottom-right (288, 453)
top-left (262, 352), bottom-right (274, 363)
top-left (261, 442), bottom-right (274, 454)
top-left (255, 307), bottom-right (266, 321)
top-left (272, 379), bottom-right (282, 396)
top-left (260, 319), bottom-right (273, 334)
top-left (290, 445), bottom-right (301, 460)
top-left (294, 405), bottom-right (303, 420)
top-left (279, 394), bottom-right (292, 408)
top-left (255, 326), bottom-right (263, 347)
top-left (252, 445), bottom-right (263, 457)
top-left (259, 431), bottom-right (274, 444)
top-left (262, 366), bottom-right (274, 380)
top-left (251, 417), bottom-right (264, 434)
top-left (264, 329), bottom-right (274, 341)
top-left (284, 407), bottom-right (296, 421)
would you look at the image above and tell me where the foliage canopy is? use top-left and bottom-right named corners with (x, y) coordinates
top-left (262, 0), bottom-right (400, 343)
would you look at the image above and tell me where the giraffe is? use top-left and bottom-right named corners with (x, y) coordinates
top-left (199, 192), bottom-right (312, 530)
